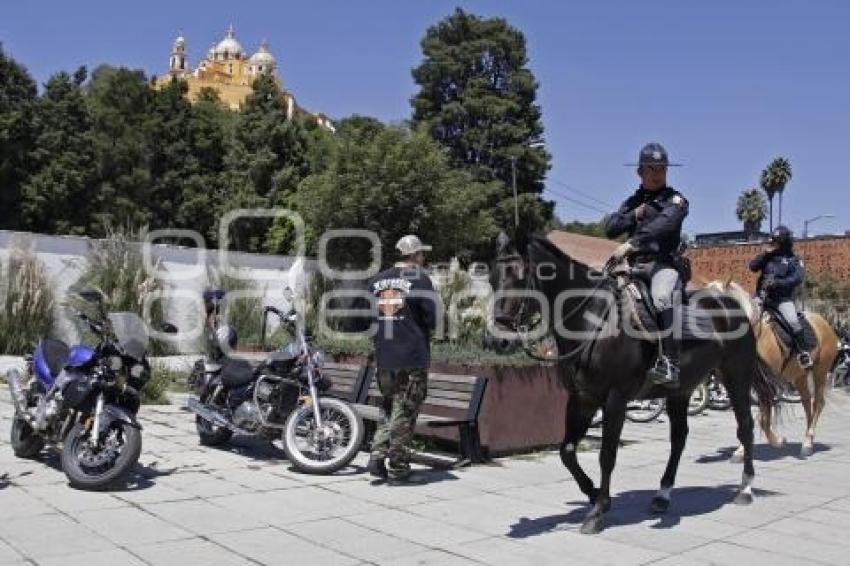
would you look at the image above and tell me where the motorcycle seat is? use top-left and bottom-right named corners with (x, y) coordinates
top-left (220, 357), bottom-right (256, 388)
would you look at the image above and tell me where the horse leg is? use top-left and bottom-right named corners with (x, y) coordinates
top-left (726, 373), bottom-right (756, 505)
top-left (805, 367), bottom-right (828, 456)
top-left (581, 388), bottom-right (627, 535)
top-left (651, 394), bottom-right (689, 514)
top-left (798, 372), bottom-right (816, 457)
top-left (759, 386), bottom-right (785, 449)
top-left (560, 392), bottom-right (599, 503)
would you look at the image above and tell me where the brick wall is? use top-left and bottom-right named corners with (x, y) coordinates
top-left (687, 236), bottom-right (850, 293)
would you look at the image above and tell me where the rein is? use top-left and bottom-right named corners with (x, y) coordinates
top-left (508, 256), bottom-right (617, 363)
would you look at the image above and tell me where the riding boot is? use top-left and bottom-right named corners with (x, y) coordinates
top-left (794, 329), bottom-right (814, 369)
top-left (648, 308), bottom-right (680, 388)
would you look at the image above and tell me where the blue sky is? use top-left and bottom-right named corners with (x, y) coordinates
top-left (3, 0), bottom-right (848, 237)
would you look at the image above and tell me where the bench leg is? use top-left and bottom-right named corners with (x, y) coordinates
top-left (457, 423), bottom-right (485, 466)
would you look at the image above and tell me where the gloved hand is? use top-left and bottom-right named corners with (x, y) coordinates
top-left (610, 241), bottom-right (635, 262)
top-left (763, 274), bottom-right (776, 290)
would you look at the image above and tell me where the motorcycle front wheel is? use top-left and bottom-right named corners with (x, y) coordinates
top-left (61, 420), bottom-right (142, 490)
top-left (283, 397), bottom-right (364, 474)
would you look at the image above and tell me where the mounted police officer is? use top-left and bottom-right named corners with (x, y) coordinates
top-left (748, 225), bottom-right (813, 369)
top-left (605, 143), bottom-right (689, 388)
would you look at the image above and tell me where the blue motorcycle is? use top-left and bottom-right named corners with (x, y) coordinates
top-left (6, 289), bottom-right (176, 490)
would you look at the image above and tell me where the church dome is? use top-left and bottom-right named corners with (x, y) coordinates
top-left (249, 41), bottom-right (276, 66)
top-left (214, 25), bottom-right (243, 57)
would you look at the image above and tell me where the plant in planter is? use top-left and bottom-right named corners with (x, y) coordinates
top-left (71, 227), bottom-right (171, 354)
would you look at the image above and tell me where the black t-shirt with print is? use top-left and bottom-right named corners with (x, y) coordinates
top-left (369, 264), bottom-right (438, 370)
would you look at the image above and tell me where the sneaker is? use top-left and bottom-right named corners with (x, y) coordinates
top-left (648, 356), bottom-right (680, 388)
top-left (798, 351), bottom-right (814, 370)
top-left (368, 453), bottom-right (388, 479)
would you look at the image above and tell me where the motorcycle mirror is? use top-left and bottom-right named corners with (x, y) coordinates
top-left (77, 288), bottom-right (105, 304)
top-left (158, 322), bottom-right (179, 334)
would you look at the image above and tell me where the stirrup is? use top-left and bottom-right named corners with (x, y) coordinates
top-left (648, 356), bottom-right (680, 388)
top-left (797, 351), bottom-right (814, 370)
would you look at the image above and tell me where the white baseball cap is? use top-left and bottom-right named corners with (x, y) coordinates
top-left (395, 234), bottom-right (432, 256)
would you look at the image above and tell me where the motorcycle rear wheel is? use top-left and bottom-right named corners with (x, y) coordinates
top-left (11, 415), bottom-right (44, 458)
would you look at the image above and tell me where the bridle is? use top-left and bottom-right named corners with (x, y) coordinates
top-left (494, 252), bottom-right (615, 363)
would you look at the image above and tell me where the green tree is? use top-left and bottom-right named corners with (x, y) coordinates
top-left (759, 156), bottom-right (792, 231)
top-left (20, 68), bottom-right (97, 234)
top-left (218, 74), bottom-right (315, 252)
top-left (86, 65), bottom-right (154, 234)
top-left (0, 47), bottom-right (37, 229)
top-left (411, 8), bottom-right (553, 245)
top-left (549, 217), bottom-right (608, 238)
top-left (176, 87), bottom-right (232, 244)
top-left (735, 188), bottom-right (768, 232)
top-left (291, 119), bottom-right (498, 267)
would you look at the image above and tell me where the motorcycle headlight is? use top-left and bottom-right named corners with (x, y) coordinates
top-left (109, 356), bottom-right (123, 371)
top-left (130, 364), bottom-right (145, 379)
top-left (311, 350), bottom-right (326, 368)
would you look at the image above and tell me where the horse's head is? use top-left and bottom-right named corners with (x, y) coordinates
top-left (490, 237), bottom-right (535, 333)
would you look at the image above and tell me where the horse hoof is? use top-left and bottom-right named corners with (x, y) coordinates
top-left (800, 444), bottom-right (814, 458)
top-left (733, 491), bottom-right (753, 506)
top-left (730, 451), bottom-right (744, 464)
top-left (650, 496), bottom-right (670, 514)
top-left (580, 515), bottom-right (605, 535)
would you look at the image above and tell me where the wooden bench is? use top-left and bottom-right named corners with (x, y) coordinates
top-left (321, 362), bottom-right (370, 404)
top-left (354, 369), bottom-right (488, 465)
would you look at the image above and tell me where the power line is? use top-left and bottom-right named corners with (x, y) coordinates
top-left (543, 188), bottom-right (610, 215)
top-left (546, 177), bottom-right (616, 209)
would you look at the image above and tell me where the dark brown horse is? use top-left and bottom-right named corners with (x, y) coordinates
top-left (491, 235), bottom-right (780, 534)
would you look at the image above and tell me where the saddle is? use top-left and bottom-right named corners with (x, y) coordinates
top-left (617, 278), bottom-right (716, 342)
top-left (763, 306), bottom-right (817, 355)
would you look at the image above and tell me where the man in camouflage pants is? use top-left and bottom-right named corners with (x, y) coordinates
top-left (368, 235), bottom-right (437, 481)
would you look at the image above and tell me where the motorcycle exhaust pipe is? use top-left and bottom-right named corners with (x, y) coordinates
top-left (6, 369), bottom-right (33, 422)
top-left (186, 396), bottom-right (250, 434)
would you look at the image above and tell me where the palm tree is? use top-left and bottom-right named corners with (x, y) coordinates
top-left (759, 157), bottom-right (793, 230)
top-left (736, 188), bottom-right (768, 233)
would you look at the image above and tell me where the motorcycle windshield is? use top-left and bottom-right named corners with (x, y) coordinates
top-left (108, 312), bottom-right (149, 361)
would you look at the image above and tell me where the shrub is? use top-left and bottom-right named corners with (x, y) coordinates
top-left (0, 242), bottom-right (56, 355)
top-left (141, 366), bottom-right (183, 405)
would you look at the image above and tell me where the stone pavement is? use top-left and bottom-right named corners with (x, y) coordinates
top-left (2, 388), bottom-right (850, 566)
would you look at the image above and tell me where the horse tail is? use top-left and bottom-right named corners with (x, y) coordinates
top-left (752, 357), bottom-right (785, 422)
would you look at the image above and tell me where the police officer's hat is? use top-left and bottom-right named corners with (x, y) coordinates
top-left (626, 143), bottom-right (682, 167)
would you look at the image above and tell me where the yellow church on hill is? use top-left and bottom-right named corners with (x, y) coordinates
top-left (157, 26), bottom-right (335, 132)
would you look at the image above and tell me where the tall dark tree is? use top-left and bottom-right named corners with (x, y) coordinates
top-left (86, 65), bottom-right (154, 234)
top-left (411, 8), bottom-right (553, 244)
top-left (0, 47), bottom-right (37, 229)
top-left (218, 74), bottom-right (315, 252)
top-left (20, 68), bottom-right (97, 234)
top-left (176, 87), bottom-right (231, 245)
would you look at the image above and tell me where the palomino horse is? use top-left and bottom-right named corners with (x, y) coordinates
top-left (712, 281), bottom-right (839, 457)
top-left (492, 236), bottom-right (780, 534)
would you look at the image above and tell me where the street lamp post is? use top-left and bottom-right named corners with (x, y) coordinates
top-left (802, 214), bottom-right (836, 239)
